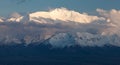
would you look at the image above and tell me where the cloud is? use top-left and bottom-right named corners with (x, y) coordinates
top-left (0, 18), bottom-right (3, 22)
top-left (1, 8), bottom-right (120, 48)
top-left (31, 8), bottom-right (120, 48)
top-left (0, 19), bottom-right (3, 22)
top-left (0, 17), bottom-right (5, 22)
top-left (97, 9), bottom-right (120, 35)
top-left (30, 7), bottom-right (105, 24)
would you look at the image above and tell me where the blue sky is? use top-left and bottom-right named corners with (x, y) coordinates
top-left (0, 0), bottom-right (120, 16)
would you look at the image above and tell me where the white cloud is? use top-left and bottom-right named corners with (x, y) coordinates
top-left (30, 7), bottom-right (105, 24)
top-left (1, 8), bottom-right (120, 48)
top-left (97, 9), bottom-right (120, 35)
top-left (0, 19), bottom-right (3, 22)
top-left (0, 17), bottom-right (5, 22)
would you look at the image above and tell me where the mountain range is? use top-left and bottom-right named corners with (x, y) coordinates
top-left (0, 8), bottom-right (119, 48)
top-left (0, 8), bottom-right (120, 65)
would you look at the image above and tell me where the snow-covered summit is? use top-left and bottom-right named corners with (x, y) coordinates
top-left (29, 8), bottom-right (104, 24)
top-left (6, 12), bottom-right (23, 22)
top-left (0, 8), bottom-right (104, 24)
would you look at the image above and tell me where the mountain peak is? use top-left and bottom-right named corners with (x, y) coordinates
top-left (29, 8), bottom-right (104, 24)
top-left (0, 8), bottom-right (105, 24)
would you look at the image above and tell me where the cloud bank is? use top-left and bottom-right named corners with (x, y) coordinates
top-left (0, 8), bottom-right (120, 48)
top-left (30, 7), bottom-right (105, 24)
top-left (97, 9), bottom-right (120, 35)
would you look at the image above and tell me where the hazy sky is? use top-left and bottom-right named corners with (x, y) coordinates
top-left (0, 0), bottom-right (120, 16)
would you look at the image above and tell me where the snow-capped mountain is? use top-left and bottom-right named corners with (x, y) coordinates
top-left (29, 8), bottom-right (105, 24)
top-left (0, 8), bottom-right (105, 24)
top-left (6, 12), bottom-right (23, 22)
top-left (0, 8), bottom-right (120, 48)
top-left (7, 16), bottom-right (23, 22)
top-left (48, 33), bottom-right (75, 48)
top-left (0, 23), bottom-right (119, 48)
top-left (48, 32), bottom-right (120, 48)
